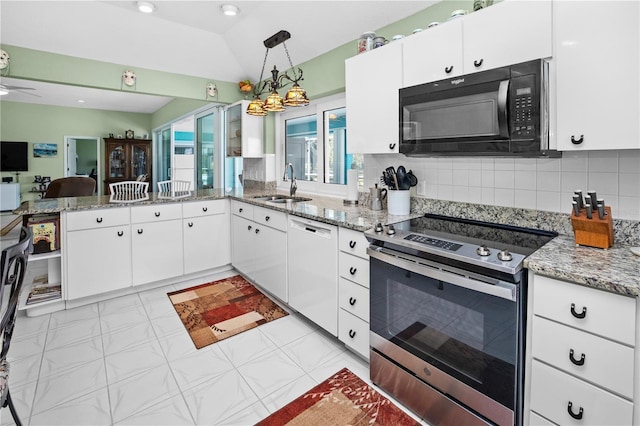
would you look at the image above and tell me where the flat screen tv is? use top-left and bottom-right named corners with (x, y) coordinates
top-left (0, 141), bottom-right (29, 172)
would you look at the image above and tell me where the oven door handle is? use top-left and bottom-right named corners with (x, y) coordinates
top-left (368, 247), bottom-right (517, 301)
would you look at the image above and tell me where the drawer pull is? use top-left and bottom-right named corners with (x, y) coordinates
top-left (188, 222), bottom-right (194, 228)
top-left (137, 229), bottom-right (143, 234)
top-left (117, 231), bottom-right (124, 237)
top-left (474, 58), bottom-right (484, 67)
top-left (445, 65), bottom-right (453, 74)
top-left (202, 207), bottom-right (208, 212)
top-left (349, 240), bottom-right (356, 249)
top-left (239, 208), bottom-right (243, 213)
top-left (389, 143), bottom-right (396, 150)
top-left (248, 225), bottom-right (252, 231)
top-left (154, 212), bottom-right (161, 217)
top-left (571, 134), bottom-right (584, 145)
top-left (567, 402), bottom-right (583, 420)
top-left (569, 349), bottom-right (585, 366)
top-left (348, 329), bottom-right (356, 339)
top-left (265, 216), bottom-right (270, 222)
top-left (96, 217), bottom-right (103, 223)
top-left (349, 267), bottom-right (357, 275)
top-left (255, 228), bottom-right (260, 234)
top-left (349, 297), bottom-right (356, 306)
top-left (570, 303), bottom-right (587, 319)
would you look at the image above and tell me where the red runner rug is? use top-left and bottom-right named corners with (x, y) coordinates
top-left (256, 368), bottom-right (420, 426)
top-left (168, 275), bottom-right (288, 349)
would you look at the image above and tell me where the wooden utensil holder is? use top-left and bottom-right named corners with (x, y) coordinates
top-left (571, 206), bottom-right (614, 249)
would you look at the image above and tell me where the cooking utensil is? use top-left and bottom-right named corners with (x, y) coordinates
top-left (407, 170), bottom-right (418, 187)
top-left (385, 167), bottom-right (399, 190)
top-left (396, 166), bottom-right (409, 190)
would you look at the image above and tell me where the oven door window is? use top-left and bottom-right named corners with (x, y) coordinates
top-left (370, 257), bottom-right (517, 410)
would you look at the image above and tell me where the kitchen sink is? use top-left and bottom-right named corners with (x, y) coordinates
top-left (252, 195), bottom-right (312, 203)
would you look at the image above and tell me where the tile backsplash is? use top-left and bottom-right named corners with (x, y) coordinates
top-left (364, 150), bottom-right (640, 221)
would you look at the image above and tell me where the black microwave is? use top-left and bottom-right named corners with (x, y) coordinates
top-left (399, 59), bottom-right (558, 157)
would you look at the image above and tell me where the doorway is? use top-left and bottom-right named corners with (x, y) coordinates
top-left (64, 136), bottom-right (100, 194)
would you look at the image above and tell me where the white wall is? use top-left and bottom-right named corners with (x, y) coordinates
top-left (364, 150), bottom-right (640, 221)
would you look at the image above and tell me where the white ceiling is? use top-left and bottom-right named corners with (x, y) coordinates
top-left (0, 0), bottom-right (436, 83)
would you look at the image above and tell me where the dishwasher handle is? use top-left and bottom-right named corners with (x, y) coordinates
top-left (289, 218), bottom-right (333, 239)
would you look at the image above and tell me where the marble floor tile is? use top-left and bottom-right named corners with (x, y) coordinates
top-left (29, 388), bottom-right (111, 426)
top-left (7, 331), bottom-right (46, 361)
top-left (44, 318), bottom-right (101, 350)
top-left (181, 368), bottom-right (259, 425)
top-left (31, 358), bottom-right (107, 415)
top-left (114, 394), bottom-right (194, 426)
top-left (1, 381), bottom-right (36, 426)
top-left (237, 349), bottom-right (306, 399)
top-left (98, 293), bottom-right (143, 317)
top-left (39, 334), bottom-right (103, 379)
top-left (48, 304), bottom-right (99, 330)
top-left (104, 339), bottom-right (167, 384)
top-left (99, 305), bottom-right (150, 334)
top-left (257, 314), bottom-right (318, 347)
top-left (259, 373), bottom-right (318, 415)
top-left (280, 329), bottom-right (346, 372)
top-left (168, 345), bottom-right (235, 391)
top-left (217, 326), bottom-right (278, 367)
top-left (7, 352), bottom-right (42, 388)
top-left (108, 363), bottom-right (181, 423)
top-left (13, 313), bottom-right (51, 340)
top-left (101, 321), bottom-right (157, 356)
top-left (218, 400), bottom-right (271, 426)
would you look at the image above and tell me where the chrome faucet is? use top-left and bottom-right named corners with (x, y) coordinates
top-left (283, 163), bottom-right (297, 197)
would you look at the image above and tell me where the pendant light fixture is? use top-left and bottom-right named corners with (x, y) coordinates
top-left (246, 30), bottom-right (310, 116)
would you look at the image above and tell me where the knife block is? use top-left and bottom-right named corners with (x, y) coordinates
top-left (570, 206), bottom-right (614, 249)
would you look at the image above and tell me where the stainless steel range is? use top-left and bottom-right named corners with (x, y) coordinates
top-left (365, 214), bottom-right (556, 426)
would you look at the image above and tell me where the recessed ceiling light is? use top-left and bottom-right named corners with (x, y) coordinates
top-left (77, 99), bottom-right (85, 103)
top-left (137, 1), bottom-right (156, 14)
top-left (221, 4), bottom-right (240, 16)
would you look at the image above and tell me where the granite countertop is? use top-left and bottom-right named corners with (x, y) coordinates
top-left (13, 188), bottom-right (420, 232)
top-left (525, 235), bottom-right (640, 297)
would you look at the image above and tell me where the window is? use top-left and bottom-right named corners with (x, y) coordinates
top-left (277, 94), bottom-right (363, 197)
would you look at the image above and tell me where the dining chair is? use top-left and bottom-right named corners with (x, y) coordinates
top-left (0, 226), bottom-right (31, 426)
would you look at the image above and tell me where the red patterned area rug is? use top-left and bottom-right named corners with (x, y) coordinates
top-left (256, 368), bottom-right (420, 426)
top-left (168, 275), bottom-right (288, 349)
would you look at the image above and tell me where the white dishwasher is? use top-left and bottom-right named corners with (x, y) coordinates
top-left (287, 217), bottom-right (338, 336)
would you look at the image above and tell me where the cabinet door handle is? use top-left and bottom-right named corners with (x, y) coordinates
top-left (569, 349), bottom-right (585, 366)
top-left (474, 58), bottom-right (484, 67)
top-left (571, 135), bottom-right (584, 145)
top-left (349, 267), bottom-right (357, 275)
top-left (265, 216), bottom-right (270, 222)
top-left (255, 228), bottom-right (260, 234)
top-left (389, 143), bottom-right (396, 150)
top-left (202, 207), bottom-right (208, 212)
top-left (349, 241), bottom-right (356, 249)
top-left (247, 225), bottom-right (252, 231)
top-left (188, 222), bottom-right (194, 228)
top-left (137, 229), bottom-right (143, 234)
top-left (348, 329), bottom-right (356, 339)
top-left (570, 303), bottom-right (587, 319)
top-left (96, 217), bottom-right (103, 223)
top-left (117, 231), bottom-right (124, 237)
top-left (349, 297), bottom-right (356, 306)
top-left (445, 65), bottom-right (453, 74)
top-left (154, 212), bottom-right (160, 217)
top-left (567, 402), bottom-right (583, 420)
top-left (239, 208), bottom-right (243, 213)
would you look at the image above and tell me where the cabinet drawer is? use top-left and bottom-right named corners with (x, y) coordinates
top-left (338, 228), bottom-right (369, 259)
top-left (530, 360), bottom-right (633, 426)
top-left (231, 200), bottom-right (254, 219)
top-left (339, 252), bottom-right (369, 288)
top-left (254, 206), bottom-right (287, 231)
top-left (339, 278), bottom-right (369, 322)
top-left (533, 275), bottom-right (636, 346)
top-left (65, 208), bottom-right (130, 231)
top-left (532, 316), bottom-right (634, 398)
top-left (131, 203), bottom-right (182, 223)
top-left (338, 309), bottom-right (369, 360)
top-left (182, 199), bottom-right (227, 218)
top-left (529, 412), bottom-right (555, 426)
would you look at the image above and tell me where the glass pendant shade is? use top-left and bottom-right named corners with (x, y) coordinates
top-left (283, 83), bottom-right (310, 107)
top-left (263, 90), bottom-right (285, 112)
top-left (246, 96), bottom-right (267, 116)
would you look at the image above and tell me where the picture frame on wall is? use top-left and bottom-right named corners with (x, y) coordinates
top-left (33, 143), bottom-right (57, 157)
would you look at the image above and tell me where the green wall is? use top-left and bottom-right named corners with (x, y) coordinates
top-left (1, 102), bottom-right (150, 198)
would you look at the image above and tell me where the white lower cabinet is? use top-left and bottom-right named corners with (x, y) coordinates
top-left (231, 202), bottom-right (287, 302)
top-left (183, 199), bottom-right (230, 274)
top-left (132, 217), bottom-right (183, 286)
top-left (65, 208), bottom-right (132, 300)
top-left (527, 274), bottom-right (636, 425)
top-left (337, 228), bottom-right (370, 359)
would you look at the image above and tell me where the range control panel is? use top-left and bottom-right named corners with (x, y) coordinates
top-left (404, 234), bottom-right (463, 251)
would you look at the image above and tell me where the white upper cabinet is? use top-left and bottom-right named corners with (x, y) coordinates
top-left (553, 1), bottom-right (640, 151)
top-left (403, 19), bottom-right (464, 87)
top-left (225, 100), bottom-right (264, 158)
top-left (346, 40), bottom-right (403, 154)
top-left (462, 0), bottom-right (552, 74)
top-left (403, 0), bottom-right (552, 87)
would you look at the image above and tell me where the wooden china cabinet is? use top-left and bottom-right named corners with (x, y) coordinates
top-left (103, 137), bottom-right (152, 194)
